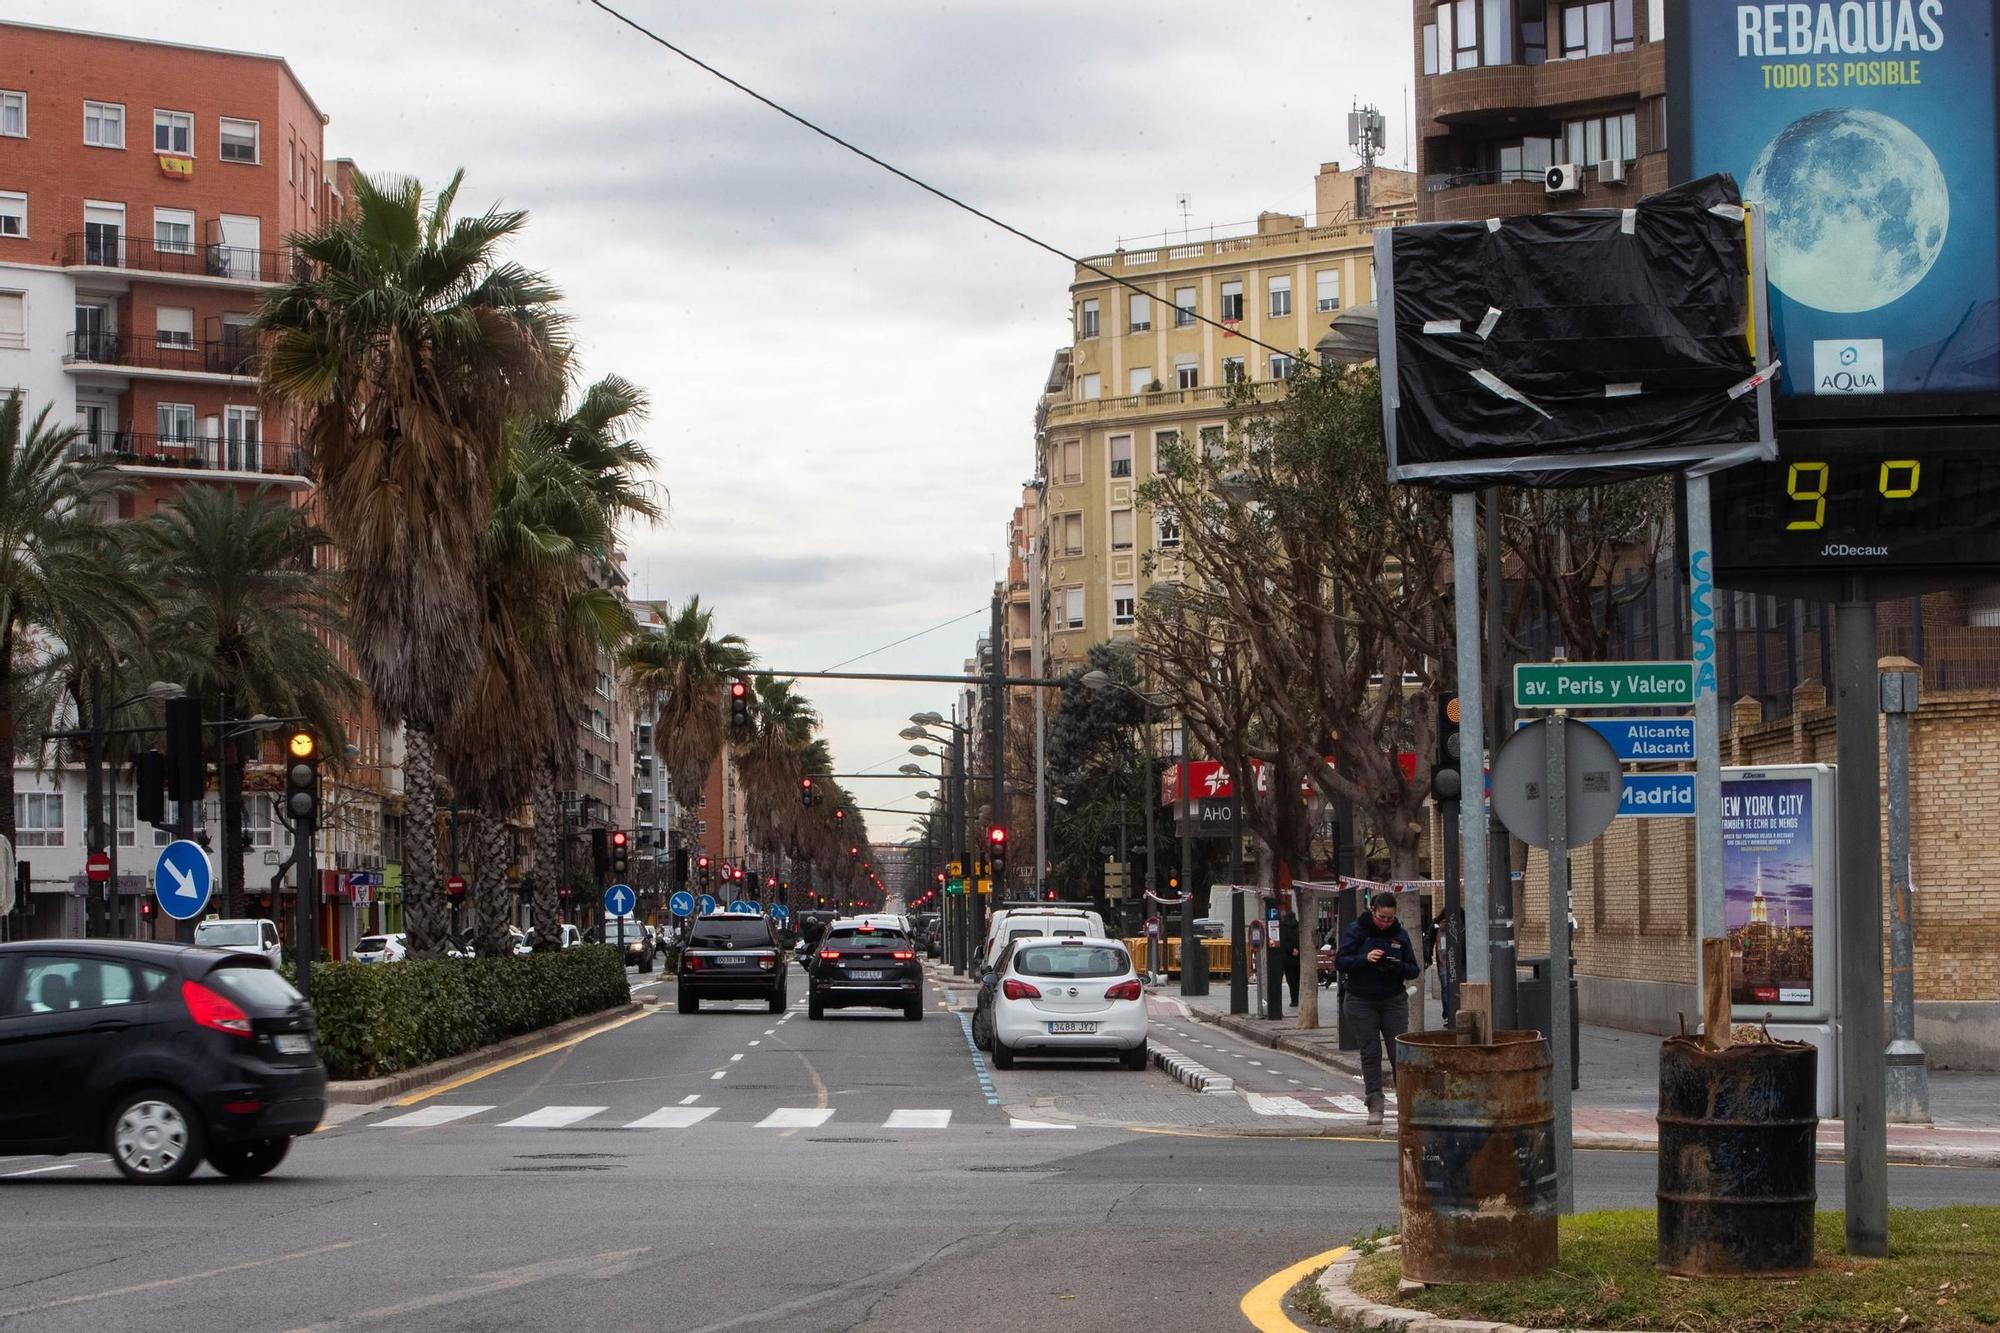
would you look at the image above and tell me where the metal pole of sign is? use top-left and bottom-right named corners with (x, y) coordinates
top-left (1451, 491), bottom-right (1490, 987)
top-left (1836, 591), bottom-right (1888, 1257)
top-left (1230, 880), bottom-right (1249, 1015)
top-left (1545, 712), bottom-right (1575, 1215)
top-left (1485, 490), bottom-right (1518, 1029)
top-left (1882, 657), bottom-right (1929, 1124)
top-left (1686, 474), bottom-right (1727, 962)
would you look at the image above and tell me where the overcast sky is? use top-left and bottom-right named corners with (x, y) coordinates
top-left (33, 0), bottom-right (1414, 845)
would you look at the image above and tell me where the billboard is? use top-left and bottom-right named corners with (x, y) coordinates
top-left (1670, 1), bottom-right (2000, 415)
top-left (1722, 765), bottom-right (1837, 1020)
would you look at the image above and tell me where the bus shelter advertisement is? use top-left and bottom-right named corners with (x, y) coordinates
top-left (1671, 2), bottom-right (2000, 401)
top-left (1723, 775), bottom-right (1818, 1006)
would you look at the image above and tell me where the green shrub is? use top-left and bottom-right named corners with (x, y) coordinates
top-left (306, 945), bottom-right (630, 1079)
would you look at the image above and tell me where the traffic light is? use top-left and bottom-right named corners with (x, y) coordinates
top-left (800, 777), bottom-right (815, 807)
top-left (729, 677), bottom-right (750, 731)
top-left (134, 750), bottom-right (167, 825)
top-left (697, 854), bottom-right (711, 887)
top-left (1431, 693), bottom-right (1463, 802)
top-left (987, 826), bottom-right (1007, 879)
top-left (611, 829), bottom-right (629, 874)
top-left (848, 845), bottom-right (858, 859)
top-left (165, 696), bottom-right (204, 803)
top-left (674, 847), bottom-right (690, 887)
top-left (284, 730), bottom-right (321, 826)
top-left (833, 808), bottom-right (845, 827)
top-left (591, 828), bottom-right (609, 877)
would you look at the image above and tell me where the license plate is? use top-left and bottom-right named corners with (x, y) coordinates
top-left (1047, 1021), bottom-right (1098, 1035)
top-left (273, 1034), bottom-right (313, 1054)
top-left (849, 970), bottom-right (885, 981)
top-left (715, 956), bottom-right (748, 966)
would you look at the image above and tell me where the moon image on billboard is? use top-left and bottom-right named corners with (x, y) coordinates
top-left (1746, 107), bottom-right (1949, 314)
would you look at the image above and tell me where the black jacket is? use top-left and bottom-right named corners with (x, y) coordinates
top-left (1335, 915), bottom-right (1420, 1000)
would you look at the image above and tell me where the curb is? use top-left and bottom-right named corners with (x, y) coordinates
top-left (1187, 1003), bottom-right (1362, 1076)
top-left (1314, 1242), bottom-right (1667, 1333)
top-left (324, 1001), bottom-right (645, 1105)
top-left (1151, 1043), bottom-right (1236, 1094)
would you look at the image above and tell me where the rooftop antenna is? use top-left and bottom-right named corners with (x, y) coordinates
top-left (1349, 100), bottom-right (1387, 169)
top-left (1176, 192), bottom-right (1192, 241)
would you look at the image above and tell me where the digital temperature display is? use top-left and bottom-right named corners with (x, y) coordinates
top-left (1712, 431), bottom-right (2000, 587)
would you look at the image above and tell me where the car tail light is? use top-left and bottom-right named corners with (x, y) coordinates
top-left (758, 955), bottom-right (775, 970)
top-left (1104, 979), bottom-right (1143, 1001)
top-left (685, 955), bottom-right (702, 970)
top-left (891, 950), bottom-right (915, 961)
top-left (182, 978), bottom-right (253, 1036)
top-left (221, 1099), bottom-right (264, 1114)
top-left (1002, 978), bottom-right (1042, 1001)
top-left (818, 950), bottom-right (841, 962)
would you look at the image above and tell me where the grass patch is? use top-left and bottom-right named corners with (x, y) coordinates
top-left (1289, 1265), bottom-right (1337, 1326)
top-left (1349, 1207), bottom-right (2000, 1331)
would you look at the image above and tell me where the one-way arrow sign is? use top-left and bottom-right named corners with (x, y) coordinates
top-left (154, 840), bottom-right (213, 921)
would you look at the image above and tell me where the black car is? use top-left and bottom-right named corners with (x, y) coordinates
top-left (808, 920), bottom-right (923, 1021)
top-left (677, 914), bottom-right (786, 1013)
top-left (0, 939), bottom-right (325, 1184)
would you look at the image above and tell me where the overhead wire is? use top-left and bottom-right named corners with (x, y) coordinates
top-left (821, 606), bottom-right (987, 672)
top-left (584, 0), bottom-right (1305, 364)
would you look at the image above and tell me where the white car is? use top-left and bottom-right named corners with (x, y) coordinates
top-left (982, 907), bottom-right (1105, 963)
top-left (192, 917), bottom-right (282, 967)
top-left (989, 938), bottom-right (1147, 1072)
top-left (354, 933), bottom-right (408, 964)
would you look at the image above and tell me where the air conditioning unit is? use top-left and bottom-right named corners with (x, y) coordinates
top-left (1545, 163), bottom-right (1584, 195)
top-left (1598, 157), bottom-right (1628, 186)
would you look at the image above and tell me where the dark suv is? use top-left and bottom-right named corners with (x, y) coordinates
top-left (678, 914), bottom-right (786, 1013)
top-left (808, 920), bottom-right (923, 1021)
top-left (0, 939), bottom-right (325, 1184)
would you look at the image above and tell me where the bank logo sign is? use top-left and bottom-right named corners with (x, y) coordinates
top-left (1813, 338), bottom-right (1885, 393)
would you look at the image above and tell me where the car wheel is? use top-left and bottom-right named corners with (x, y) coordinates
top-left (973, 1008), bottom-right (992, 1051)
top-left (1121, 1042), bottom-right (1150, 1071)
top-left (768, 990), bottom-right (785, 1014)
top-left (206, 1136), bottom-right (291, 1180)
top-left (678, 990), bottom-right (698, 1014)
top-left (638, 954), bottom-right (653, 975)
top-left (108, 1088), bottom-right (204, 1185)
top-left (990, 1036), bottom-right (1016, 1069)
top-left (903, 1000), bottom-right (923, 1021)
top-left (808, 995), bottom-right (825, 1021)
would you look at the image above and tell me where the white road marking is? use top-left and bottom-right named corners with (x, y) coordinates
top-left (1, 1162), bottom-right (79, 1177)
top-left (756, 1107), bottom-right (834, 1129)
top-left (679, 1095), bottom-right (701, 1106)
top-left (625, 1106), bottom-right (719, 1129)
top-left (729, 1054), bottom-right (744, 1062)
top-left (499, 1105), bottom-right (606, 1129)
top-left (710, 1071), bottom-right (727, 1081)
top-left (763, 1029), bottom-right (776, 1036)
top-left (883, 1109), bottom-right (951, 1129)
top-left (748, 1040), bottom-right (761, 1046)
top-left (1007, 1118), bottom-right (1076, 1130)
top-left (372, 1105), bottom-right (494, 1129)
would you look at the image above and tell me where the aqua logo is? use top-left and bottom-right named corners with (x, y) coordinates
top-left (1813, 339), bottom-right (1884, 395)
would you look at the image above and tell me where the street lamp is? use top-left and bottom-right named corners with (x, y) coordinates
top-left (82, 679), bottom-right (186, 938)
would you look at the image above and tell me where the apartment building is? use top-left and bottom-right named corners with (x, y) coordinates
top-left (1034, 161), bottom-right (1413, 674)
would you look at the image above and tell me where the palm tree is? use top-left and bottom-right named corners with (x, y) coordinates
top-left (257, 169), bottom-right (567, 956)
top-left (735, 676), bottom-right (819, 866)
top-left (0, 394), bottom-right (147, 853)
top-left (619, 597), bottom-right (750, 806)
top-left (137, 486), bottom-right (357, 919)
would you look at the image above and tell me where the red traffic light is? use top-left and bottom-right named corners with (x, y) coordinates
top-left (611, 830), bottom-right (628, 849)
top-left (697, 855), bottom-right (710, 869)
top-left (988, 826), bottom-right (1006, 846)
top-left (730, 680), bottom-right (747, 700)
top-left (834, 808), bottom-right (845, 822)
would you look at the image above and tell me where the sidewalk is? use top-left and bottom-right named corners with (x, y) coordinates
top-left (1167, 979), bottom-right (2000, 1167)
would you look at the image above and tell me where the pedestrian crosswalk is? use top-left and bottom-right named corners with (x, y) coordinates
top-left (367, 1104), bottom-right (1028, 1132)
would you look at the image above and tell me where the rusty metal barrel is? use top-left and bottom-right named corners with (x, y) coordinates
top-left (1657, 1034), bottom-right (1818, 1276)
top-left (1395, 1030), bottom-right (1558, 1283)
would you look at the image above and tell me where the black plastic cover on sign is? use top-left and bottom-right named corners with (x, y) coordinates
top-left (1380, 174), bottom-right (1774, 491)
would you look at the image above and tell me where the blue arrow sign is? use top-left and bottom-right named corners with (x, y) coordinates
top-left (154, 840), bottom-right (213, 921)
top-left (770, 904), bottom-right (791, 923)
top-left (1519, 716), bottom-right (1695, 763)
top-left (697, 894), bottom-right (717, 916)
top-left (668, 890), bottom-right (695, 918)
top-left (727, 899), bottom-right (752, 914)
top-left (604, 883), bottom-right (635, 917)
top-left (1620, 773), bottom-right (1696, 818)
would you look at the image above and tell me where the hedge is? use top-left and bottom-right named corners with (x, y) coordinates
top-left (305, 945), bottom-right (631, 1080)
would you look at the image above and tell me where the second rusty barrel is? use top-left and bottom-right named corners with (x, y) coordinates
top-left (1657, 1034), bottom-right (1818, 1276)
top-left (1395, 1030), bottom-right (1558, 1283)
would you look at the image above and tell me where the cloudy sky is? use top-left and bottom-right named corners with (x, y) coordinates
top-left (33, 0), bottom-right (1414, 842)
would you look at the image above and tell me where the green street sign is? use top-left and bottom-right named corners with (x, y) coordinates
top-left (1515, 661), bottom-right (1695, 709)
top-left (946, 878), bottom-right (966, 896)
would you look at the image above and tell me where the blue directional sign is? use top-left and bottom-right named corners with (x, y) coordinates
top-left (1519, 716), bottom-right (1695, 763)
top-left (727, 899), bottom-right (752, 914)
top-left (770, 904), bottom-right (791, 924)
top-left (603, 883), bottom-right (636, 918)
top-left (697, 893), bottom-right (717, 916)
top-left (153, 840), bottom-right (213, 921)
top-left (668, 890), bottom-right (695, 918)
top-left (1620, 773), bottom-right (1696, 818)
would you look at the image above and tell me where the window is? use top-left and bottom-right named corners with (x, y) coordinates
top-left (1078, 373), bottom-right (1101, 401)
top-left (1223, 356), bottom-right (1246, 384)
top-left (1521, 0), bottom-right (1549, 62)
top-left (244, 795), bottom-right (275, 848)
top-left (1112, 583), bottom-right (1136, 625)
top-left (1110, 509), bottom-right (1135, 551)
top-left (1199, 425), bottom-right (1226, 461)
top-left (1058, 438), bottom-right (1082, 483)
top-left (1109, 434), bottom-right (1133, 478)
top-left (10, 957), bottom-right (169, 1014)
top-left (0, 193), bottom-right (22, 239)
top-left (84, 101), bottom-right (124, 148)
top-left (1484, 0), bottom-right (1514, 63)
top-left (1129, 367), bottom-right (1153, 396)
top-left (1173, 286), bottom-right (1196, 327)
top-left (0, 91), bottom-right (22, 138)
top-left (1498, 136), bottom-right (1560, 179)
top-left (1269, 353), bottom-right (1297, 380)
top-left (15, 792), bottom-right (63, 847)
top-left (1566, 111), bottom-right (1638, 165)
top-left (288, 139), bottom-right (295, 184)
top-left (154, 207), bottom-right (194, 255)
top-left (1129, 294), bottom-right (1151, 332)
top-left (116, 793), bottom-right (137, 848)
top-left (218, 117), bottom-right (258, 163)
top-left (1219, 280), bottom-right (1244, 322)
top-left (1077, 298), bottom-right (1100, 339)
top-left (0, 292), bottom-right (22, 349)
top-left (1156, 507), bottom-right (1181, 547)
top-left (1316, 269), bottom-right (1341, 312)
top-left (1268, 275), bottom-right (1292, 319)
top-left (1560, 0), bottom-right (1633, 57)
top-left (1434, 1), bottom-right (1453, 70)
top-left (153, 109), bottom-right (193, 155)
top-left (1058, 513), bottom-right (1084, 556)
top-left (155, 307), bottom-right (194, 348)
top-left (1175, 359), bottom-right (1198, 390)
top-left (1454, 0), bottom-right (1479, 68)
top-left (1061, 587), bottom-right (1085, 629)
top-left (1153, 429), bottom-right (1179, 468)
top-left (1423, 19), bottom-right (1439, 74)
top-left (156, 402), bottom-right (195, 443)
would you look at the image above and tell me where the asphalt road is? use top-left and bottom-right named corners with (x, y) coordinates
top-left (2, 962), bottom-right (1997, 1333)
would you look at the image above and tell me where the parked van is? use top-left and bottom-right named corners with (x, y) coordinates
top-left (192, 918), bottom-right (283, 968)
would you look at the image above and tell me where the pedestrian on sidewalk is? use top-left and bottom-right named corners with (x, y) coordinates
top-left (1280, 906), bottom-right (1301, 1008)
top-left (1335, 892), bottom-right (1420, 1125)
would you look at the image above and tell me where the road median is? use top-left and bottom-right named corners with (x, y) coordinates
top-left (325, 1001), bottom-right (646, 1104)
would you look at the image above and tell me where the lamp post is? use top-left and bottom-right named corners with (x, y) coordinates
top-left (1079, 669), bottom-right (1190, 991)
top-left (85, 678), bottom-right (184, 938)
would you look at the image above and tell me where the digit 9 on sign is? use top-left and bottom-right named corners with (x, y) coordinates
top-left (1784, 459), bottom-right (1922, 531)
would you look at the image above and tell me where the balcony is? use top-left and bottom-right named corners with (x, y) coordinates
top-left (68, 431), bottom-right (309, 482)
top-left (1044, 379), bottom-right (1287, 426)
top-left (61, 233), bottom-right (304, 286)
top-left (66, 331), bottom-right (259, 380)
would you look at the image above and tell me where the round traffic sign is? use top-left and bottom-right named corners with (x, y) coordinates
top-left (153, 840), bottom-right (213, 922)
top-left (1491, 717), bottom-right (1624, 850)
top-left (604, 883), bottom-right (636, 917)
top-left (668, 890), bottom-right (696, 918)
top-left (446, 874), bottom-right (467, 896)
top-left (770, 904), bottom-right (791, 923)
top-left (86, 851), bottom-right (111, 883)
top-left (697, 893), bottom-right (717, 915)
